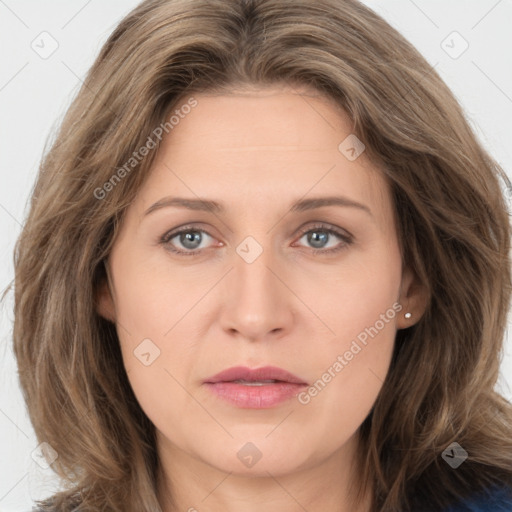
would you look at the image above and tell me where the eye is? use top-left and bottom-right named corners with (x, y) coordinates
top-left (293, 223), bottom-right (353, 254)
top-left (160, 225), bottom-right (218, 256)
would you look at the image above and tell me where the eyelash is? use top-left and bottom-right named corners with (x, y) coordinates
top-left (160, 223), bottom-right (354, 257)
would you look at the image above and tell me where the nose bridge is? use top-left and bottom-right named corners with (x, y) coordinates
top-left (220, 234), bottom-right (293, 340)
top-left (234, 239), bottom-right (275, 298)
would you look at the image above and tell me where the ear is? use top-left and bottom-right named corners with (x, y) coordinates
top-left (95, 262), bottom-right (116, 323)
top-left (396, 265), bottom-right (429, 330)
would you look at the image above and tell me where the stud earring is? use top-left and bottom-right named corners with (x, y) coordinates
top-left (404, 312), bottom-right (412, 319)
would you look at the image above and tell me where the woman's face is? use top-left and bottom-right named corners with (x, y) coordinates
top-left (99, 85), bottom-right (422, 480)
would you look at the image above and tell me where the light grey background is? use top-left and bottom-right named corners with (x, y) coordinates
top-left (0, 1), bottom-right (511, 510)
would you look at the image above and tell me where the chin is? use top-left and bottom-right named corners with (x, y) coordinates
top-left (197, 438), bottom-right (315, 477)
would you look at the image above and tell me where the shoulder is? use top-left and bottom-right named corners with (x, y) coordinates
top-left (445, 484), bottom-right (512, 511)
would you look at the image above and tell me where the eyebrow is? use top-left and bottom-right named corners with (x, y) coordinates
top-left (143, 195), bottom-right (372, 217)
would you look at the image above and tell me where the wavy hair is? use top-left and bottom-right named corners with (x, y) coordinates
top-left (10, 0), bottom-right (512, 510)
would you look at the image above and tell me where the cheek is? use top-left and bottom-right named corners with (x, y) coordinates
top-left (293, 315), bottom-right (396, 459)
top-left (294, 251), bottom-right (401, 427)
top-left (328, 318), bottom-right (396, 404)
top-left (306, 246), bottom-right (402, 342)
top-left (110, 251), bottom-right (218, 419)
top-left (110, 249), bottom-right (192, 340)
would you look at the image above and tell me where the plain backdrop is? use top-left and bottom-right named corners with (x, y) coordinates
top-left (0, 0), bottom-right (511, 510)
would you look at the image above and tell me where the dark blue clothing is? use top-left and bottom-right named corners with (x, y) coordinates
top-left (446, 485), bottom-right (512, 511)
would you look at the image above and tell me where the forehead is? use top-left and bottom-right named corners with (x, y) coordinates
top-left (134, 86), bottom-right (392, 221)
top-left (167, 85), bottom-right (351, 149)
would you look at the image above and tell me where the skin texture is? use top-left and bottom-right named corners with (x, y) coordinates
top-left (97, 84), bottom-right (427, 512)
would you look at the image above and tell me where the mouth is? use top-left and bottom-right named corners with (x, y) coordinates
top-left (203, 366), bottom-right (308, 408)
top-left (228, 379), bottom-right (283, 386)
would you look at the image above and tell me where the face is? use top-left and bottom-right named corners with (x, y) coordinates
top-left (98, 84), bottom-right (423, 482)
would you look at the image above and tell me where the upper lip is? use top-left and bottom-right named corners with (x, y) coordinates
top-left (204, 366), bottom-right (307, 385)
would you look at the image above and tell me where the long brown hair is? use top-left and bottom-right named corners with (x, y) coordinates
top-left (10, 0), bottom-right (512, 510)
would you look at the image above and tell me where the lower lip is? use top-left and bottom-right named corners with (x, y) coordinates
top-left (204, 381), bottom-right (308, 408)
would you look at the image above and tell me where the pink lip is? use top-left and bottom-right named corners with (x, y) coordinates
top-left (203, 366), bottom-right (308, 409)
top-left (204, 365), bottom-right (307, 384)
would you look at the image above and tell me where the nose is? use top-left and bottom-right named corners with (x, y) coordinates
top-left (218, 243), bottom-right (295, 342)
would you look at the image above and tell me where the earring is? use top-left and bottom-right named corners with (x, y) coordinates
top-left (404, 312), bottom-right (412, 319)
